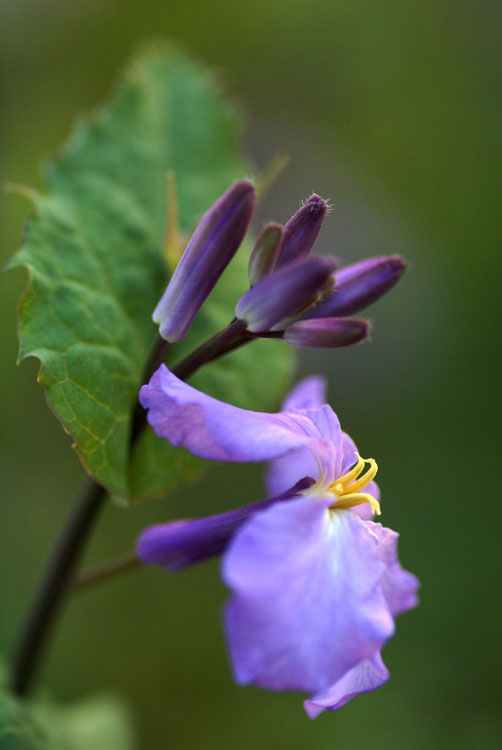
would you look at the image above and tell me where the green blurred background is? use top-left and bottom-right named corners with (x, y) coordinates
top-left (1, 1), bottom-right (500, 747)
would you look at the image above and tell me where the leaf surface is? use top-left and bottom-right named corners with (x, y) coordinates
top-left (0, 690), bottom-right (135, 750)
top-left (9, 44), bottom-right (294, 500)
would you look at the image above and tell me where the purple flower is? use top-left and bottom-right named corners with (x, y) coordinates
top-left (153, 181), bottom-right (255, 342)
top-left (138, 369), bottom-right (419, 716)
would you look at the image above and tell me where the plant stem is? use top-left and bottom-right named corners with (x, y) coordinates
top-left (70, 553), bottom-right (140, 594)
top-left (10, 333), bottom-right (169, 699)
top-left (10, 478), bottom-right (106, 697)
top-left (171, 318), bottom-right (248, 380)
top-left (129, 333), bottom-right (170, 447)
top-left (11, 318), bottom-right (252, 698)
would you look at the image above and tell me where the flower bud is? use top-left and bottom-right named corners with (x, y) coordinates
top-left (236, 256), bottom-right (336, 333)
top-left (306, 256), bottom-right (406, 319)
top-left (284, 317), bottom-right (369, 348)
top-left (153, 180), bottom-right (255, 342)
top-left (248, 223), bottom-right (283, 286)
top-left (276, 194), bottom-right (328, 268)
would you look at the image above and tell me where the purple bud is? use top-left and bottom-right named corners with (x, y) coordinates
top-left (248, 223), bottom-right (283, 286)
top-left (284, 317), bottom-right (369, 349)
top-left (236, 256), bottom-right (336, 333)
top-left (275, 194), bottom-right (328, 268)
top-left (153, 181), bottom-right (255, 342)
top-left (307, 256), bottom-right (406, 319)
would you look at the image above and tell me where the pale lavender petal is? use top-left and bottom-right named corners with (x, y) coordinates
top-left (140, 365), bottom-right (333, 463)
top-left (281, 375), bottom-right (326, 411)
top-left (223, 497), bottom-right (394, 693)
top-left (266, 445), bottom-right (320, 496)
top-left (284, 404), bottom-right (343, 486)
top-left (266, 403), bottom-right (342, 495)
top-left (303, 406), bottom-right (343, 464)
top-left (266, 377), bottom-right (332, 495)
top-left (340, 431), bottom-right (359, 473)
top-left (304, 652), bottom-right (390, 718)
top-left (136, 479), bottom-right (312, 570)
top-left (369, 523), bottom-right (420, 615)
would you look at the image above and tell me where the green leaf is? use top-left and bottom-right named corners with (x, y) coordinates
top-left (8, 43), bottom-right (294, 501)
top-left (0, 690), bottom-right (135, 750)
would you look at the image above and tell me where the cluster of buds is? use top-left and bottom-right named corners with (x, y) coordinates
top-left (154, 181), bottom-right (406, 349)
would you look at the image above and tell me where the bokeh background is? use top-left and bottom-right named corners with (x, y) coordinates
top-left (1, 1), bottom-right (500, 747)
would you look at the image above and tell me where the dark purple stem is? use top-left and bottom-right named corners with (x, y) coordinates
top-left (129, 333), bottom-right (170, 447)
top-left (70, 553), bottom-right (141, 593)
top-left (10, 478), bottom-right (106, 696)
top-left (171, 318), bottom-right (248, 380)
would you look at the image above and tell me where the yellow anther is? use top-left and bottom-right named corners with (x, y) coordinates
top-left (344, 458), bottom-right (377, 495)
top-left (326, 453), bottom-right (381, 516)
top-left (336, 453), bottom-right (366, 487)
top-left (335, 493), bottom-right (381, 516)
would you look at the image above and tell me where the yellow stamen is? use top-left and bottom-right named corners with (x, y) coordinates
top-left (343, 459), bottom-right (378, 495)
top-left (326, 453), bottom-right (381, 516)
top-left (335, 453), bottom-right (365, 487)
top-left (334, 493), bottom-right (381, 515)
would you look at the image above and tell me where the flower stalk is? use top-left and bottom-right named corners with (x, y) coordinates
top-left (171, 318), bottom-right (248, 381)
top-left (70, 553), bottom-right (141, 594)
top-left (10, 478), bottom-right (106, 696)
top-left (10, 316), bottom-right (256, 698)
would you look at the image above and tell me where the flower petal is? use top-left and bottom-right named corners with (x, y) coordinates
top-left (140, 365), bottom-right (334, 463)
top-left (281, 375), bottom-right (326, 412)
top-left (266, 445), bottom-right (320, 496)
top-left (304, 652), bottom-right (390, 718)
top-left (223, 496), bottom-right (394, 693)
top-left (266, 377), bottom-right (333, 495)
top-left (369, 523), bottom-right (420, 615)
top-left (266, 404), bottom-right (342, 495)
top-left (136, 479), bottom-right (312, 570)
